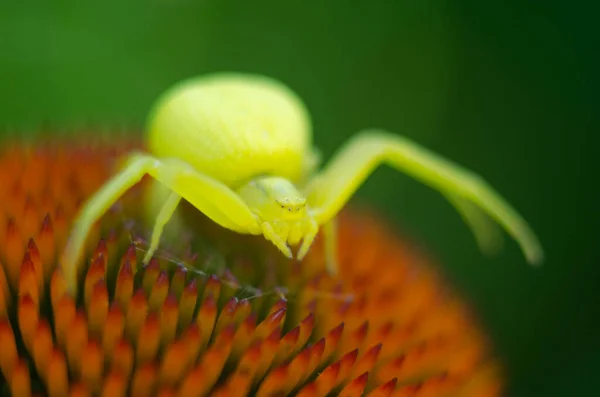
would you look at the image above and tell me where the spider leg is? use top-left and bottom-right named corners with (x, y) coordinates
top-left (441, 190), bottom-right (505, 256)
top-left (305, 130), bottom-right (543, 265)
top-left (142, 191), bottom-right (182, 265)
top-left (61, 152), bottom-right (156, 295)
top-left (62, 153), bottom-right (261, 295)
top-left (261, 222), bottom-right (293, 258)
top-left (322, 218), bottom-right (338, 274)
top-left (150, 158), bottom-right (261, 234)
top-left (296, 218), bottom-right (319, 262)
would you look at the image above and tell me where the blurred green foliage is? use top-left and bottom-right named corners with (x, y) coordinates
top-left (1, 1), bottom-right (597, 395)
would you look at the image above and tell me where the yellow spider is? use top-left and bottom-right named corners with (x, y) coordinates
top-left (61, 72), bottom-right (544, 294)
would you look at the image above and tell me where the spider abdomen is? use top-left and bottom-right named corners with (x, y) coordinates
top-left (146, 73), bottom-right (312, 187)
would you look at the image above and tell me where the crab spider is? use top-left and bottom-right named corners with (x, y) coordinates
top-left (61, 73), bottom-right (544, 295)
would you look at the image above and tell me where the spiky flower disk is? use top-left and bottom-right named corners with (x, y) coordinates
top-left (0, 137), bottom-right (502, 396)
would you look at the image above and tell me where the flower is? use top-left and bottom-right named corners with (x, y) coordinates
top-left (0, 136), bottom-right (502, 396)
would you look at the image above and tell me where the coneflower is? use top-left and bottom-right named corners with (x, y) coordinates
top-left (0, 136), bottom-right (502, 396)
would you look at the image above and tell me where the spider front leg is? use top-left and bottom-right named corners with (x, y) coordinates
top-left (61, 153), bottom-right (156, 295)
top-left (62, 154), bottom-right (261, 295)
top-left (142, 191), bottom-right (182, 265)
top-left (305, 129), bottom-right (544, 265)
top-left (297, 218), bottom-right (319, 261)
top-left (262, 221), bottom-right (293, 258)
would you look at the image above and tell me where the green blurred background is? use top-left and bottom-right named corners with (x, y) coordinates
top-left (1, 1), bottom-right (597, 395)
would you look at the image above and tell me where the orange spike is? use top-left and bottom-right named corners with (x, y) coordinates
top-left (88, 280), bottom-right (109, 338)
top-left (38, 214), bottom-right (55, 277)
top-left (178, 279), bottom-right (197, 329)
top-left (196, 326), bottom-right (236, 393)
top-left (169, 266), bottom-right (187, 298)
top-left (230, 341), bottom-right (262, 391)
top-left (111, 339), bottom-right (133, 379)
top-left (341, 321), bottom-right (369, 355)
top-left (19, 253), bottom-right (39, 307)
top-left (10, 359), bottom-right (31, 397)
top-left (314, 360), bottom-right (341, 395)
top-left (182, 323), bottom-right (202, 364)
top-left (366, 378), bottom-right (397, 397)
top-left (0, 264), bottom-right (9, 317)
top-left (118, 244), bottom-right (138, 276)
top-left (256, 364), bottom-right (288, 397)
top-left (268, 298), bottom-right (288, 317)
top-left (302, 338), bottom-right (326, 384)
top-left (0, 319), bottom-right (18, 379)
top-left (158, 339), bottom-right (190, 387)
top-left (339, 372), bottom-right (369, 397)
top-left (5, 218), bottom-right (24, 288)
top-left (125, 288), bottom-right (148, 340)
top-left (282, 345), bottom-right (311, 395)
top-left (149, 271), bottom-right (169, 311)
top-left (233, 298), bottom-right (251, 326)
top-left (84, 255), bottom-right (106, 307)
top-left (378, 343), bottom-right (445, 383)
top-left (137, 312), bottom-right (160, 365)
top-left (50, 269), bottom-right (67, 313)
top-left (337, 349), bottom-right (359, 385)
top-left (296, 313), bottom-right (315, 352)
top-left (130, 363), bottom-right (157, 396)
top-left (92, 239), bottom-right (109, 266)
top-left (222, 373), bottom-right (255, 397)
top-left (81, 341), bottom-right (104, 393)
top-left (66, 310), bottom-right (89, 378)
top-left (351, 344), bottom-right (382, 379)
top-left (53, 295), bottom-right (76, 349)
top-left (18, 294), bottom-right (39, 353)
top-left (47, 349), bottom-right (68, 397)
top-left (114, 260), bottom-right (134, 310)
top-left (295, 381), bottom-right (318, 397)
top-left (142, 257), bottom-right (160, 293)
top-left (274, 325), bottom-right (301, 366)
top-left (103, 303), bottom-right (125, 359)
top-left (231, 313), bottom-right (257, 359)
top-left (323, 323), bottom-right (345, 362)
top-left (68, 383), bottom-right (91, 397)
top-left (27, 239), bottom-right (44, 295)
top-left (215, 298), bottom-right (238, 335)
top-left (32, 320), bottom-right (53, 383)
top-left (254, 307), bottom-right (286, 342)
top-left (160, 294), bottom-right (178, 346)
top-left (196, 294), bottom-right (217, 351)
top-left (255, 328), bottom-right (282, 381)
top-left (179, 365), bottom-right (205, 397)
top-left (101, 371), bottom-right (126, 397)
top-left (203, 275), bottom-right (222, 302)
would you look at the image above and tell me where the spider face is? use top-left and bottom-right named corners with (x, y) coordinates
top-left (236, 176), bottom-right (309, 222)
top-left (236, 175), bottom-right (319, 259)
